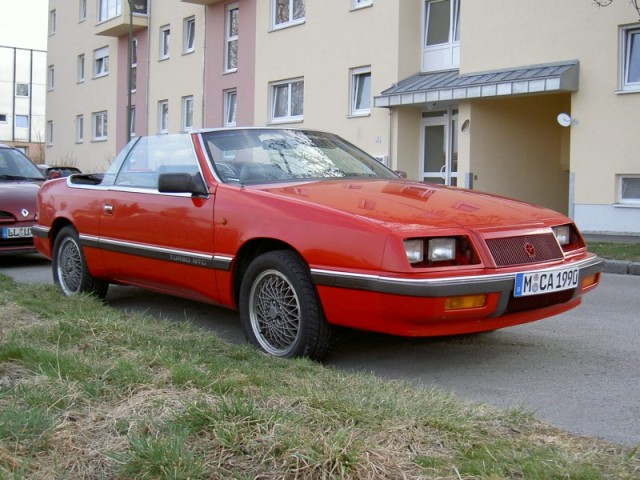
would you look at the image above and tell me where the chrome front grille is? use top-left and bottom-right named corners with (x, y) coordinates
top-left (486, 233), bottom-right (563, 267)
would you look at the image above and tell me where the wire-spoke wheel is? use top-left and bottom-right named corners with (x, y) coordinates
top-left (240, 250), bottom-right (334, 360)
top-left (52, 226), bottom-right (108, 298)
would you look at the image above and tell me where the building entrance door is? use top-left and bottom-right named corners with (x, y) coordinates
top-left (420, 109), bottom-right (458, 186)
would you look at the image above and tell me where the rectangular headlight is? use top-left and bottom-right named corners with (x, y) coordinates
top-left (428, 238), bottom-right (456, 262)
top-left (404, 239), bottom-right (424, 264)
top-left (553, 225), bottom-right (571, 246)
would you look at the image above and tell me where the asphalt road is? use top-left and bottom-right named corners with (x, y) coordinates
top-left (1, 254), bottom-right (638, 446)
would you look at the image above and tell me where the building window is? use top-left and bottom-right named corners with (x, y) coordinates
top-left (160, 25), bottom-right (170, 60)
top-left (621, 26), bottom-right (640, 91)
top-left (619, 176), bottom-right (640, 204)
top-left (15, 83), bottom-right (29, 97)
top-left (225, 5), bottom-right (239, 72)
top-left (0, 114), bottom-right (7, 123)
top-left (423, 0), bottom-right (460, 72)
top-left (49, 9), bottom-right (56, 35)
top-left (15, 115), bottom-right (29, 129)
top-left (94, 47), bottom-right (109, 78)
top-left (183, 16), bottom-right (195, 54)
top-left (224, 89), bottom-right (237, 126)
top-left (350, 66), bottom-right (371, 116)
top-left (270, 78), bottom-right (304, 122)
top-left (129, 107), bottom-right (136, 138)
top-left (182, 96), bottom-right (194, 131)
top-left (272, 0), bottom-right (305, 29)
top-left (77, 54), bottom-right (85, 82)
top-left (351, 0), bottom-right (372, 9)
top-left (79, 0), bottom-right (87, 21)
top-left (47, 66), bottom-right (55, 91)
top-left (47, 121), bottom-right (53, 145)
top-left (98, 0), bottom-right (121, 23)
top-left (76, 115), bottom-right (84, 143)
top-left (158, 100), bottom-right (169, 133)
top-left (92, 111), bottom-right (108, 141)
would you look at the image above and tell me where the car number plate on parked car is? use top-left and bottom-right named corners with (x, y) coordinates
top-left (514, 266), bottom-right (579, 297)
top-left (1, 227), bottom-right (33, 239)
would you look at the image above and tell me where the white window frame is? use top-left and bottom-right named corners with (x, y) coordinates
top-left (350, 66), bottom-right (371, 116)
top-left (351, 0), bottom-right (372, 10)
top-left (15, 83), bottom-right (29, 97)
top-left (129, 106), bottom-right (136, 138)
top-left (77, 54), bottom-right (85, 83)
top-left (92, 111), bottom-right (108, 141)
top-left (269, 78), bottom-right (304, 123)
top-left (15, 115), bottom-right (29, 129)
top-left (158, 100), bottom-right (169, 134)
top-left (225, 4), bottom-right (239, 72)
top-left (271, 0), bottom-right (305, 30)
top-left (47, 66), bottom-right (55, 91)
top-left (183, 16), bottom-right (195, 54)
top-left (182, 96), bottom-right (194, 131)
top-left (619, 175), bottom-right (640, 205)
top-left (49, 9), bottom-right (56, 35)
top-left (422, 0), bottom-right (460, 72)
top-left (46, 121), bottom-right (53, 146)
top-left (79, 0), bottom-right (87, 21)
top-left (76, 114), bottom-right (84, 143)
top-left (94, 46), bottom-right (109, 78)
top-left (159, 25), bottom-right (170, 60)
top-left (224, 89), bottom-right (237, 126)
top-left (620, 25), bottom-right (640, 92)
top-left (98, 0), bottom-right (121, 23)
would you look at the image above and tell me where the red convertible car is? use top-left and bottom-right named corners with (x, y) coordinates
top-left (33, 129), bottom-right (602, 360)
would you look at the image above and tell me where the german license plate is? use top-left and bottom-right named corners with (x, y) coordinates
top-left (514, 266), bottom-right (579, 297)
top-left (1, 227), bottom-right (33, 239)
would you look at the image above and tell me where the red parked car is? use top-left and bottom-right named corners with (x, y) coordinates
top-left (0, 144), bottom-right (45, 255)
top-left (33, 129), bottom-right (602, 360)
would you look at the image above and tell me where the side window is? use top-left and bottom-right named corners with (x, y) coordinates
top-left (114, 134), bottom-right (199, 189)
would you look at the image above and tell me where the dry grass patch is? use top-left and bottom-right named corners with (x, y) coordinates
top-left (1, 276), bottom-right (639, 479)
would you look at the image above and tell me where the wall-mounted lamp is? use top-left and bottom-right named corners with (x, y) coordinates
top-left (557, 113), bottom-right (578, 127)
top-left (461, 119), bottom-right (470, 132)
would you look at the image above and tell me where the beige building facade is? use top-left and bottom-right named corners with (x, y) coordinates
top-left (46, 0), bottom-right (640, 236)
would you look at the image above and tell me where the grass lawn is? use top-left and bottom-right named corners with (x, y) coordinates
top-left (1, 274), bottom-right (639, 479)
top-left (587, 242), bottom-right (640, 262)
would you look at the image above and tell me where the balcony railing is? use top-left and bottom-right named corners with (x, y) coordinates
top-left (96, 0), bottom-right (149, 37)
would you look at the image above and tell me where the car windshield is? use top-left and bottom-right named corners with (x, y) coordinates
top-left (0, 147), bottom-right (45, 181)
top-left (201, 129), bottom-right (398, 184)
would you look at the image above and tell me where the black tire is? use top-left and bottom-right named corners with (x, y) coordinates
top-left (52, 226), bottom-right (109, 298)
top-left (239, 250), bottom-right (334, 360)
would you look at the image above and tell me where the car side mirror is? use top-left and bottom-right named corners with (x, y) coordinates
top-left (158, 172), bottom-right (208, 197)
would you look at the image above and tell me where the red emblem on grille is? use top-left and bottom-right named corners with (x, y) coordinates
top-left (524, 242), bottom-right (536, 258)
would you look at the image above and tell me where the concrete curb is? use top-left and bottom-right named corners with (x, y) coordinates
top-left (602, 259), bottom-right (640, 275)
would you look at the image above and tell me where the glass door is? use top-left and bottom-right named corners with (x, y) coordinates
top-left (420, 109), bottom-right (458, 186)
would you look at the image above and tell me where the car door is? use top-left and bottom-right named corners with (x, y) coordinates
top-left (98, 134), bottom-right (219, 303)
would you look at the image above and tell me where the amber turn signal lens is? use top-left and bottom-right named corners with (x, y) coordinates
top-left (581, 274), bottom-right (598, 289)
top-left (444, 295), bottom-right (487, 310)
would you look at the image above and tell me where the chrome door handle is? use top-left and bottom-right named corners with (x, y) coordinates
top-left (103, 204), bottom-right (114, 215)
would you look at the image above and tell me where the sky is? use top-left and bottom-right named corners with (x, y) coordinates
top-left (0, 0), bottom-right (49, 50)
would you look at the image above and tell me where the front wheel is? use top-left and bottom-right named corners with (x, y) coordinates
top-left (52, 226), bottom-right (109, 298)
top-left (239, 250), bottom-right (334, 360)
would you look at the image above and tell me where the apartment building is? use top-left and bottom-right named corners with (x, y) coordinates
top-left (0, 45), bottom-right (47, 162)
top-left (46, 0), bottom-right (640, 236)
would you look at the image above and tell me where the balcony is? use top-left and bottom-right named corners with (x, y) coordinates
top-left (181, 0), bottom-right (224, 5)
top-left (95, 0), bottom-right (149, 37)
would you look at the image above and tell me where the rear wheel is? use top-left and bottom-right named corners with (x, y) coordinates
top-left (239, 250), bottom-right (334, 360)
top-left (52, 226), bottom-right (108, 298)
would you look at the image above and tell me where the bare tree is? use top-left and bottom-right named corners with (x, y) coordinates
top-left (594, 0), bottom-right (640, 18)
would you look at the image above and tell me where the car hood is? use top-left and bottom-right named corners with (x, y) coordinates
top-left (256, 179), bottom-right (567, 232)
top-left (0, 182), bottom-right (40, 220)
